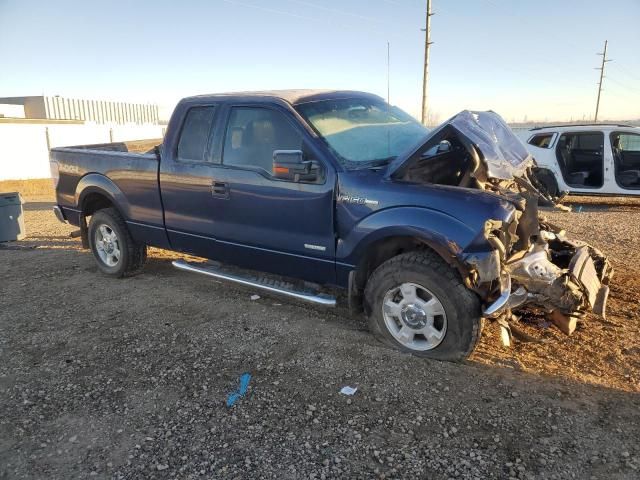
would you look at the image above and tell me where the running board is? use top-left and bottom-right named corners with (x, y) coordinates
top-left (172, 260), bottom-right (336, 307)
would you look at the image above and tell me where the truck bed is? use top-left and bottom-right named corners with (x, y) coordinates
top-left (63, 139), bottom-right (162, 154)
top-left (51, 139), bottom-right (167, 247)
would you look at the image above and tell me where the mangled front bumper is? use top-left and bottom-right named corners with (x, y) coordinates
top-left (479, 231), bottom-right (613, 321)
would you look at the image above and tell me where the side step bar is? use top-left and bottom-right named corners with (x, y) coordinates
top-left (172, 260), bottom-right (336, 307)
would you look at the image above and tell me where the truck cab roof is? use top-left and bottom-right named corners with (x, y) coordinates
top-left (182, 89), bottom-right (382, 106)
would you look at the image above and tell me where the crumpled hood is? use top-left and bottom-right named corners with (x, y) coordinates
top-left (385, 110), bottom-right (534, 180)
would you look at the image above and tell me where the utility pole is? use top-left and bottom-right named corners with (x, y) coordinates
top-left (594, 40), bottom-right (611, 122)
top-left (387, 41), bottom-right (390, 104)
top-left (420, 0), bottom-right (433, 126)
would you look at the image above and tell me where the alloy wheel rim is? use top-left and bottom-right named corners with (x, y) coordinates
top-left (381, 282), bottom-right (447, 351)
top-left (94, 224), bottom-right (121, 267)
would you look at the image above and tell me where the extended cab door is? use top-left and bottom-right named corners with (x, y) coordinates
top-left (205, 103), bottom-right (337, 284)
top-left (160, 101), bottom-right (337, 285)
top-left (159, 102), bottom-right (227, 257)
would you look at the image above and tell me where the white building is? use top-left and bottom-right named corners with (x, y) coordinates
top-left (0, 95), bottom-right (159, 125)
top-left (0, 96), bottom-right (164, 180)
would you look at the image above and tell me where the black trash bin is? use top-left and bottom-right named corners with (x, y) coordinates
top-left (0, 192), bottom-right (26, 242)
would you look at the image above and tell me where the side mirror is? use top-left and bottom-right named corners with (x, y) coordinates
top-left (273, 150), bottom-right (319, 182)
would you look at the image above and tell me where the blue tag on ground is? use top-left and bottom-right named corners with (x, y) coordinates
top-left (226, 372), bottom-right (252, 408)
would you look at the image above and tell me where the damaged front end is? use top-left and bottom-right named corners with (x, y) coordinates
top-left (478, 200), bottom-right (613, 338)
top-left (386, 110), bottom-right (613, 340)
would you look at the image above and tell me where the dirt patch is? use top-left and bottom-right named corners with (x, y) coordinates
top-left (1, 189), bottom-right (639, 479)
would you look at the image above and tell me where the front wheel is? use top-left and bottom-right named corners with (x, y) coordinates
top-left (364, 251), bottom-right (483, 362)
top-left (88, 208), bottom-right (147, 277)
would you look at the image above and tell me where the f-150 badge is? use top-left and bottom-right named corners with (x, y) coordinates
top-left (337, 194), bottom-right (379, 206)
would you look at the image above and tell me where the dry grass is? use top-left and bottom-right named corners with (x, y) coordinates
top-left (0, 179), bottom-right (54, 202)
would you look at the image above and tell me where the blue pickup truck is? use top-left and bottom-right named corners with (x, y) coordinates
top-left (50, 90), bottom-right (612, 361)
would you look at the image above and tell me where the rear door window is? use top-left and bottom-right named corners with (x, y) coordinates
top-left (572, 132), bottom-right (603, 151)
top-left (177, 106), bottom-right (216, 162)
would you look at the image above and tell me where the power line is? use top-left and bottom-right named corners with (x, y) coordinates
top-left (609, 63), bottom-right (640, 83)
top-left (606, 77), bottom-right (640, 95)
top-left (433, 3), bottom-right (593, 89)
top-left (594, 40), bottom-right (612, 122)
top-left (218, 0), bottom-right (402, 38)
top-left (219, 0), bottom-right (315, 21)
top-left (284, 0), bottom-right (384, 24)
top-left (387, 41), bottom-right (391, 104)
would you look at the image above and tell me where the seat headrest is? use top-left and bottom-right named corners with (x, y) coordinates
top-left (245, 119), bottom-right (275, 146)
top-left (612, 136), bottom-right (620, 149)
top-left (230, 127), bottom-right (244, 149)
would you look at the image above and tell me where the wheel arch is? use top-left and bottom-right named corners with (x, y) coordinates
top-left (75, 174), bottom-right (131, 248)
top-left (338, 207), bottom-right (479, 314)
top-left (353, 234), bottom-right (466, 294)
top-left (76, 174), bottom-right (130, 217)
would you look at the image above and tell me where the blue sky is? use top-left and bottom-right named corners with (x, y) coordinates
top-left (1, 0), bottom-right (639, 122)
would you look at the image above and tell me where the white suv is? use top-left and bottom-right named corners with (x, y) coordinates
top-left (523, 124), bottom-right (640, 197)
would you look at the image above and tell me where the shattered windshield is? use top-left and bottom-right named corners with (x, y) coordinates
top-left (296, 98), bottom-right (429, 169)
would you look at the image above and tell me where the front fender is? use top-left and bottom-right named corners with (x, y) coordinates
top-left (75, 173), bottom-right (132, 220)
top-left (337, 206), bottom-right (479, 268)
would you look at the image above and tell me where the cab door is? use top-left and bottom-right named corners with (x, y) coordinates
top-left (203, 104), bottom-right (337, 285)
top-left (159, 102), bottom-right (227, 258)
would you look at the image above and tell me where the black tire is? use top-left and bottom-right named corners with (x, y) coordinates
top-left (364, 251), bottom-right (483, 362)
top-left (534, 169), bottom-right (559, 198)
top-left (88, 208), bottom-right (147, 277)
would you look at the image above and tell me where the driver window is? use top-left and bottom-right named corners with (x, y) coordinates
top-left (222, 107), bottom-right (302, 176)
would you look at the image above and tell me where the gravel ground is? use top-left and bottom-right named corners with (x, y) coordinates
top-left (1, 187), bottom-right (639, 479)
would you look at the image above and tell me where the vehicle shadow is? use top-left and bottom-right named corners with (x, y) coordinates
top-left (563, 195), bottom-right (640, 210)
top-left (568, 204), bottom-right (640, 213)
top-left (23, 201), bottom-right (56, 212)
top-left (7, 235), bottom-right (82, 250)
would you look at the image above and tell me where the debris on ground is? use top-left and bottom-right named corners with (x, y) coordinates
top-left (226, 372), bottom-right (252, 408)
top-left (339, 386), bottom-right (358, 396)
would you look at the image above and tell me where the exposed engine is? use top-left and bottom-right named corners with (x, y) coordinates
top-left (393, 111), bottom-right (613, 342)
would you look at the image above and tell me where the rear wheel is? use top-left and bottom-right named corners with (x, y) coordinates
top-left (88, 208), bottom-right (146, 277)
top-left (364, 251), bottom-right (482, 362)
